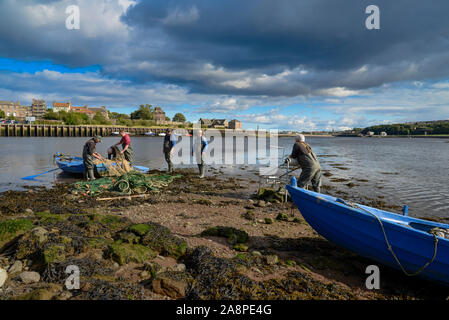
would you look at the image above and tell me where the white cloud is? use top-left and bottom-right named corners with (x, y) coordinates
top-left (317, 87), bottom-right (360, 98)
top-left (163, 6), bottom-right (200, 26)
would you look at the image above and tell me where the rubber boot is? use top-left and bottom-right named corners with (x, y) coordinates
top-left (83, 170), bottom-right (88, 180)
top-left (199, 165), bottom-right (205, 179)
top-left (88, 169), bottom-right (96, 181)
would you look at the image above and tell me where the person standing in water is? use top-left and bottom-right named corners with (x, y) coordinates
top-left (82, 135), bottom-right (102, 181)
top-left (162, 128), bottom-right (177, 173)
top-left (192, 129), bottom-right (208, 178)
top-left (114, 129), bottom-right (134, 165)
top-left (287, 134), bottom-right (322, 193)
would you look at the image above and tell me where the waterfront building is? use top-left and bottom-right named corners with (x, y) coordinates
top-left (89, 106), bottom-right (109, 120)
top-left (199, 118), bottom-right (213, 127)
top-left (211, 119), bottom-right (229, 128)
top-left (154, 106), bottom-right (167, 124)
top-left (0, 100), bottom-right (32, 120)
top-left (229, 119), bottom-right (242, 130)
top-left (71, 105), bottom-right (96, 119)
top-left (53, 101), bottom-right (72, 113)
top-left (31, 99), bottom-right (47, 119)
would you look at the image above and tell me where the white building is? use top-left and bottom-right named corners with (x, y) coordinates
top-left (53, 100), bottom-right (72, 113)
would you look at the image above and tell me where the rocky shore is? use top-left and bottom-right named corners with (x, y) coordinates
top-left (0, 168), bottom-right (448, 300)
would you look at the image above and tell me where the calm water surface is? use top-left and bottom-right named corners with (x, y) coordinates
top-left (0, 136), bottom-right (448, 218)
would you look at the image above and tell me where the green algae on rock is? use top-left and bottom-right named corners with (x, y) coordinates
top-left (0, 218), bottom-right (34, 248)
top-left (128, 223), bottom-right (152, 236)
top-left (201, 226), bottom-right (249, 244)
top-left (128, 223), bottom-right (187, 258)
top-left (182, 246), bottom-right (356, 300)
top-left (276, 213), bottom-right (289, 221)
top-left (233, 243), bottom-right (249, 252)
top-left (43, 244), bottom-right (67, 264)
top-left (256, 188), bottom-right (284, 203)
top-left (108, 241), bottom-right (156, 266)
top-left (11, 283), bottom-right (63, 300)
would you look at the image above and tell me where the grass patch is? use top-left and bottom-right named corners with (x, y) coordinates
top-left (0, 218), bottom-right (34, 248)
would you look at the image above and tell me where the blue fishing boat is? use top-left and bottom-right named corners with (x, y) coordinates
top-left (54, 153), bottom-right (149, 175)
top-left (286, 178), bottom-right (449, 286)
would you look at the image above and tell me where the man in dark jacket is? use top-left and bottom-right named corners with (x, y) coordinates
top-left (82, 136), bottom-right (102, 180)
top-left (162, 128), bottom-right (177, 173)
top-left (288, 134), bottom-right (321, 193)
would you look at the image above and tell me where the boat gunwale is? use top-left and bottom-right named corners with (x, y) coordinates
top-left (286, 185), bottom-right (449, 244)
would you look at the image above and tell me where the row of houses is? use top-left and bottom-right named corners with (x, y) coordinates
top-left (0, 99), bottom-right (109, 121)
top-left (2, 99), bottom-right (244, 129)
top-left (52, 101), bottom-right (109, 120)
top-left (199, 118), bottom-right (242, 129)
top-left (0, 99), bottom-right (46, 120)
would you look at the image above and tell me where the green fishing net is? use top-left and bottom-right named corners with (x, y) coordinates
top-left (73, 172), bottom-right (181, 196)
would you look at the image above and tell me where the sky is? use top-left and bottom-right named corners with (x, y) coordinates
top-left (0, 0), bottom-right (449, 131)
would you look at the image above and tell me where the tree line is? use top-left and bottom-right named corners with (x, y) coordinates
top-left (38, 104), bottom-right (187, 127)
top-left (360, 122), bottom-right (449, 135)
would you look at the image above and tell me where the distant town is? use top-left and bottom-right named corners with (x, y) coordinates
top-left (0, 99), bottom-right (242, 130)
top-left (1, 98), bottom-right (448, 136)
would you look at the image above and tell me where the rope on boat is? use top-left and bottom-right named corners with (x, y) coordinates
top-left (336, 199), bottom-right (438, 277)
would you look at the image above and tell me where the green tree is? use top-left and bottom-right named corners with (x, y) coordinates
top-left (63, 112), bottom-right (88, 125)
top-left (109, 112), bottom-right (130, 120)
top-left (172, 113), bottom-right (186, 122)
top-left (92, 112), bottom-right (111, 125)
top-left (43, 111), bottom-right (59, 120)
top-left (130, 104), bottom-right (154, 120)
top-left (0, 110), bottom-right (5, 118)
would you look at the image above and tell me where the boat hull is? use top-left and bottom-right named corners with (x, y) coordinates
top-left (286, 184), bottom-right (449, 286)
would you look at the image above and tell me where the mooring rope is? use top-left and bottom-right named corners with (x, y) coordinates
top-left (336, 198), bottom-right (438, 277)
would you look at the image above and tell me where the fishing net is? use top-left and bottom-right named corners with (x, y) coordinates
top-left (93, 158), bottom-right (133, 177)
top-left (73, 172), bottom-right (181, 196)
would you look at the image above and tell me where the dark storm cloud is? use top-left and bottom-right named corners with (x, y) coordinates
top-left (122, 0), bottom-right (449, 68)
top-left (1, 0), bottom-right (449, 97)
top-left (117, 0), bottom-right (449, 95)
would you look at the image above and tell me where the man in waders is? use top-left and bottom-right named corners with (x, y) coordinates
top-left (162, 128), bottom-right (177, 173)
top-left (114, 129), bottom-right (134, 165)
top-left (287, 134), bottom-right (322, 193)
top-left (192, 129), bottom-right (208, 178)
top-left (83, 136), bottom-right (102, 180)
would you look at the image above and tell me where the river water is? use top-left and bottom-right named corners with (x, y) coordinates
top-left (0, 136), bottom-right (448, 218)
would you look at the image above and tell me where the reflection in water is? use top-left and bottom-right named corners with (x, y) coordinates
top-left (0, 136), bottom-right (448, 218)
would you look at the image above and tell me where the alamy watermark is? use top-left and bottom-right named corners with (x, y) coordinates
top-left (365, 265), bottom-right (380, 289)
top-left (65, 5), bottom-right (80, 30)
top-left (170, 122), bottom-right (280, 176)
top-left (65, 265), bottom-right (80, 290)
top-left (365, 5), bottom-right (380, 30)
top-left (64, 4), bottom-right (379, 31)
